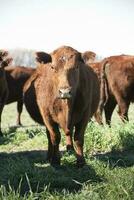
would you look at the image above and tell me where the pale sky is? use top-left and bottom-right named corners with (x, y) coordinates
top-left (0, 0), bottom-right (134, 56)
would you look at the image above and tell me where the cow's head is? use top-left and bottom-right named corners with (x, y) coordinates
top-left (51, 46), bottom-right (83, 99)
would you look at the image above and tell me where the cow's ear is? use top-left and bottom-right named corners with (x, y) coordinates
top-left (35, 52), bottom-right (52, 64)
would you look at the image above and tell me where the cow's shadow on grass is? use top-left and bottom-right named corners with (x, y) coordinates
top-left (0, 150), bottom-right (103, 195)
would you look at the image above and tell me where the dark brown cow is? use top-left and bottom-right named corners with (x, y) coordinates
top-left (81, 51), bottom-right (96, 64)
top-left (24, 46), bottom-right (100, 167)
top-left (2, 50), bottom-right (52, 127)
top-left (99, 55), bottom-right (134, 124)
top-left (35, 51), bottom-right (52, 64)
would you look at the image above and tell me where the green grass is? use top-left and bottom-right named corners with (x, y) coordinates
top-left (0, 103), bottom-right (134, 199)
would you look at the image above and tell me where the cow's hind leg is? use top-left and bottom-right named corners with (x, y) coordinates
top-left (16, 100), bottom-right (23, 126)
top-left (104, 98), bottom-right (117, 125)
top-left (117, 100), bottom-right (130, 122)
top-left (94, 111), bottom-right (103, 125)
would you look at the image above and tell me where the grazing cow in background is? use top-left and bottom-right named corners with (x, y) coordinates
top-left (81, 51), bottom-right (96, 64)
top-left (35, 51), bottom-right (52, 64)
top-left (99, 55), bottom-right (134, 124)
top-left (24, 46), bottom-right (100, 167)
top-left (0, 50), bottom-right (51, 130)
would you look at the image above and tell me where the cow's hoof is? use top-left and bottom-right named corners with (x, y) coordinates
top-left (51, 157), bottom-right (61, 167)
top-left (66, 145), bottom-right (74, 154)
top-left (16, 122), bottom-right (22, 126)
top-left (46, 152), bottom-right (52, 162)
top-left (77, 158), bottom-right (85, 168)
top-left (0, 132), bottom-right (3, 137)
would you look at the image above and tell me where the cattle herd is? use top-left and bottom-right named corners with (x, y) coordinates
top-left (0, 46), bottom-right (134, 167)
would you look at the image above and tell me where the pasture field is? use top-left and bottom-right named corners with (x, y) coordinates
top-left (0, 103), bottom-right (134, 199)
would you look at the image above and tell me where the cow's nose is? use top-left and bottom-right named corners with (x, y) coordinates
top-left (59, 88), bottom-right (72, 99)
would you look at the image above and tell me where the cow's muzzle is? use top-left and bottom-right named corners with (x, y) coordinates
top-left (59, 87), bottom-right (72, 99)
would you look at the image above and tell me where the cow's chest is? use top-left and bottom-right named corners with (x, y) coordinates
top-left (49, 98), bottom-right (71, 124)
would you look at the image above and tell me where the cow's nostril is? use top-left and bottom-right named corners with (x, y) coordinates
top-left (68, 90), bottom-right (71, 94)
top-left (59, 89), bottom-right (62, 94)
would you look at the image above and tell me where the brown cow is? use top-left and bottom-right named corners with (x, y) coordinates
top-left (88, 55), bottom-right (134, 125)
top-left (99, 55), bottom-right (134, 124)
top-left (24, 46), bottom-right (100, 167)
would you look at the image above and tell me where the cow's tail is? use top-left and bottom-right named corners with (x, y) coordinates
top-left (97, 59), bottom-right (109, 118)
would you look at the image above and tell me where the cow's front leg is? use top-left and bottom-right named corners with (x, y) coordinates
top-left (45, 119), bottom-right (61, 166)
top-left (65, 128), bottom-right (74, 152)
top-left (74, 122), bottom-right (88, 167)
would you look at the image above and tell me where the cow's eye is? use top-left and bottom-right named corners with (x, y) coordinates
top-left (69, 54), bottom-right (74, 59)
top-left (50, 64), bottom-right (57, 72)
